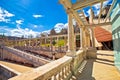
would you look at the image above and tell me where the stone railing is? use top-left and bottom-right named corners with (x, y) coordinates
top-left (9, 56), bottom-right (73, 80)
top-left (14, 46), bottom-right (67, 53)
top-left (9, 50), bottom-right (85, 80)
top-left (0, 63), bottom-right (21, 80)
top-left (1, 46), bottom-right (50, 67)
top-left (72, 50), bottom-right (84, 75)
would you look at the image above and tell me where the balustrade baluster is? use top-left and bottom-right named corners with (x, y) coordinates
top-left (65, 66), bottom-right (68, 76)
top-left (62, 67), bottom-right (64, 79)
top-left (68, 64), bottom-right (71, 74)
top-left (53, 74), bottom-right (57, 80)
top-left (58, 71), bottom-right (61, 80)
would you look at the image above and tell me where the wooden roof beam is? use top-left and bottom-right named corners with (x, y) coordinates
top-left (59, 0), bottom-right (85, 28)
top-left (59, 0), bottom-right (72, 9)
top-left (80, 10), bottom-right (89, 24)
top-left (72, 0), bottom-right (107, 10)
top-left (104, 0), bottom-right (116, 22)
top-left (98, 1), bottom-right (103, 23)
top-left (85, 22), bottom-right (111, 27)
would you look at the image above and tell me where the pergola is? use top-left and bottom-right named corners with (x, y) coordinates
top-left (3, 0), bottom-right (120, 80)
top-left (59, 0), bottom-right (115, 56)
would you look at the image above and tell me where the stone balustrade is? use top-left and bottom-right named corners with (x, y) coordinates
top-left (0, 46), bottom-right (50, 67)
top-left (8, 50), bottom-right (85, 80)
top-left (15, 46), bottom-right (68, 53)
top-left (0, 63), bottom-right (21, 80)
top-left (14, 46), bottom-right (66, 59)
top-left (72, 50), bottom-right (84, 75)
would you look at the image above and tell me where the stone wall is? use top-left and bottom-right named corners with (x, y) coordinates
top-left (0, 64), bottom-right (20, 80)
top-left (0, 46), bottom-right (49, 67)
top-left (0, 47), bottom-right (33, 66)
top-left (111, 0), bottom-right (120, 71)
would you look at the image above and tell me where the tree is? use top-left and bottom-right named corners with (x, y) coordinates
top-left (40, 33), bottom-right (47, 37)
top-left (28, 34), bottom-right (33, 39)
top-left (21, 35), bottom-right (24, 39)
top-left (36, 34), bottom-right (40, 38)
top-left (74, 25), bottom-right (80, 33)
top-left (56, 40), bottom-right (65, 47)
top-left (50, 28), bottom-right (56, 35)
top-left (59, 28), bottom-right (67, 34)
top-left (52, 40), bottom-right (56, 46)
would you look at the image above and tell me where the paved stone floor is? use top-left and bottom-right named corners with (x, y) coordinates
top-left (0, 60), bottom-right (33, 73)
top-left (77, 50), bottom-right (120, 80)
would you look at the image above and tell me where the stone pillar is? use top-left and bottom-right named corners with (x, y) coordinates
top-left (85, 28), bottom-right (91, 48)
top-left (45, 38), bottom-right (47, 45)
top-left (89, 7), bottom-right (94, 24)
top-left (50, 36), bottom-right (53, 51)
top-left (80, 28), bottom-right (83, 49)
top-left (57, 37), bottom-right (59, 43)
top-left (91, 27), bottom-right (95, 48)
top-left (40, 38), bottom-right (42, 46)
top-left (89, 7), bottom-right (95, 48)
top-left (86, 7), bottom-right (97, 59)
top-left (66, 13), bottom-right (76, 56)
top-left (28, 40), bottom-right (30, 47)
top-left (80, 27), bottom-right (86, 49)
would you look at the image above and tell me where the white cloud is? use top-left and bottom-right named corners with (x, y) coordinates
top-left (0, 23), bottom-right (68, 38)
top-left (40, 30), bottom-right (50, 36)
top-left (92, 0), bottom-right (112, 16)
top-left (83, 10), bottom-right (88, 17)
top-left (0, 26), bottom-right (40, 38)
top-left (54, 23), bottom-right (68, 33)
top-left (33, 25), bottom-right (43, 28)
top-left (16, 19), bottom-right (24, 25)
top-left (34, 25), bottom-right (38, 28)
top-left (0, 7), bottom-right (14, 23)
top-left (39, 23), bottom-right (68, 36)
top-left (93, 3), bottom-right (101, 10)
top-left (33, 14), bottom-right (43, 18)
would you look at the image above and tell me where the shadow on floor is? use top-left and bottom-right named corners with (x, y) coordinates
top-left (96, 58), bottom-right (114, 63)
top-left (76, 59), bottom-right (96, 80)
top-left (97, 53), bottom-right (114, 56)
top-left (95, 60), bottom-right (114, 66)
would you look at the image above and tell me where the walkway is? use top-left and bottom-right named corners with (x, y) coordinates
top-left (0, 60), bottom-right (33, 73)
top-left (77, 50), bottom-right (120, 80)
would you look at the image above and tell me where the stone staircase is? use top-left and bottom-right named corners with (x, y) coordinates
top-left (2, 46), bottom-right (50, 67)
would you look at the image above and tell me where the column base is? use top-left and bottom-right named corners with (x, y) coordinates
top-left (86, 47), bottom-right (97, 59)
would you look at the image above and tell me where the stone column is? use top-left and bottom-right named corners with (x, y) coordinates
top-left (89, 7), bottom-right (95, 48)
top-left (40, 38), bottom-right (42, 46)
top-left (80, 28), bottom-right (83, 49)
top-left (91, 27), bottom-right (95, 48)
top-left (29, 40), bottom-right (30, 46)
top-left (85, 28), bottom-right (91, 48)
top-left (57, 37), bottom-right (59, 43)
top-left (80, 27), bottom-right (86, 49)
top-left (50, 36), bottom-right (53, 51)
top-left (67, 13), bottom-right (76, 56)
top-left (89, 7), bottom-right (94, 24)
top-left (45, 38), bottom-right (47, 45)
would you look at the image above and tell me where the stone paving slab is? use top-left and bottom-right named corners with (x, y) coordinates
top-left (0, 60), bottom-right (33, 73)
top-left (77, 50), bottom-right (120, 80)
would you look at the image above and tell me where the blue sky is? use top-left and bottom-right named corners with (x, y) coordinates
top-left (0, 0), bottom-right (112, 38)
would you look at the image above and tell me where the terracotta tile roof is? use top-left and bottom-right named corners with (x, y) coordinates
top-left (94, 27), bottom-right (112, 42)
